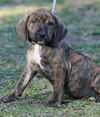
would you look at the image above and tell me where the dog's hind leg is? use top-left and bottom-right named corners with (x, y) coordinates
top-left (0, 64), bottom-right (37, 103)
top-left (94, 75), bottom-right (100, 102)
top-left (91, 75), bottom-right (100, 102)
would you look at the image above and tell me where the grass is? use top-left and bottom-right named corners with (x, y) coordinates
top-left (0, 0), bottom-right (100, 117)
top-left (73, 43), bottom-right (100, 54)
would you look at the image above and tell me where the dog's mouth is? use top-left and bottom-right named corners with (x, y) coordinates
top-left (29, 33), bottom-right (51, 45)
top-left (37, 41), bottom-right (46, 45)
top-left (31, 39), bottom-right (48, 45)
top-left (30, 36), bottom-right (51, 45)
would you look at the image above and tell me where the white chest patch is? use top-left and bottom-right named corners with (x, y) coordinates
top-left (33, 44), bottom-right (43, 69)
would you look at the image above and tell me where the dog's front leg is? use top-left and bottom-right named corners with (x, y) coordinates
top-left (48, 64), bottom-right (65, 105)
top-left (0, 64), bottom-right (37, 103)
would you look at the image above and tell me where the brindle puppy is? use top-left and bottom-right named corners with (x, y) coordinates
top-left (0, 8), bottom-right (100, 104)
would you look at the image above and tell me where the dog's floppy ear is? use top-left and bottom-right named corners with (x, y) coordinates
top-left (54, 16), bottom-right (68, 44)
top-left (15, 15), bottom-right (30, 41)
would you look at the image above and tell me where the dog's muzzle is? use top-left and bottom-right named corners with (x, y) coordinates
top-left (29, 30), bottom-right (51, 45)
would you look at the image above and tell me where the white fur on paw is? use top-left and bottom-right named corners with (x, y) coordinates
top-left (89, 97), bottom-right (96, 101)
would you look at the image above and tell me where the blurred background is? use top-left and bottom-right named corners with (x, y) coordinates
top-left (0, 0), bottom-right (100, 117)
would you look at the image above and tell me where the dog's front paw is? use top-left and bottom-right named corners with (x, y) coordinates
top-left (0, 95), bottom-right (15, 103)
top-left (47, 100), bottom-right (61, 106)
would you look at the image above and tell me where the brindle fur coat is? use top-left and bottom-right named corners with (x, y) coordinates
top-left (0, 8), bottom-right (100, 104)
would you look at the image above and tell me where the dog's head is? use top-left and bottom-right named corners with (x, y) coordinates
top-left (15, 8), bottom-right (68, 47)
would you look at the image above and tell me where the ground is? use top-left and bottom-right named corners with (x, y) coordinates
top-left (0, 0), bottom-right (100, 117)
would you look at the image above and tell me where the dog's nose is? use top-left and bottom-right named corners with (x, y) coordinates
top-left (38, 31), bottom-right (45, 38)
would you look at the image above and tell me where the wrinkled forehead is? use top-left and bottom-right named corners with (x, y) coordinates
top-left (29, 9), bottom-right (55, 23)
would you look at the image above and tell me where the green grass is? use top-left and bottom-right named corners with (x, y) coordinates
top-left (73, 43), bottom-right (100, 54)
top-left (0, 0), bottom-right (100, 117)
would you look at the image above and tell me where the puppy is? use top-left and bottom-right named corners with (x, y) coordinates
top-left (0, 8), bottom-right (100, 104)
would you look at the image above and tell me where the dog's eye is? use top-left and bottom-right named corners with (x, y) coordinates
top-left (48, 22), bottom-right (54, 26)
top-left (31, 20), bottom-right (36, 24)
